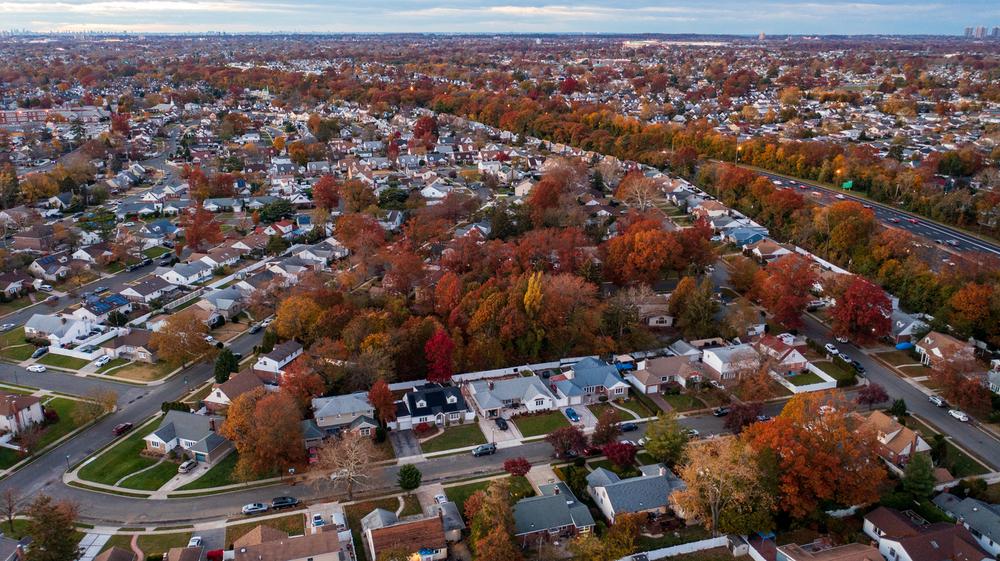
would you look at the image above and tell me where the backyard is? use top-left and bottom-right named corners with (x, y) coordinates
top-left (420, 423), bottom-right (487, 454)
top-left (514, 411), bottom-right (570, 437)
top-left (814, 360), bottom-right (857, 383)
top-left (787, 371), bottom-right (824, 386)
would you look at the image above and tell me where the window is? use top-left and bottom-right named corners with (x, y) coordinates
top-left (449, 413), bottom-right (459, 420)
top-left (535, 398), bottom-right (545, 407)
top-left (614, 387), bottom-right (625, 395)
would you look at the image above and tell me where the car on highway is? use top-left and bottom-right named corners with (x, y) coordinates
top-left (811, 191), bottom-right (822, 197)
top-left (187, 537), bottom-right (203, 548)
top-left (889, 217), bottom-right (900, 223)
top-left (835, 194), bottom-right (845, 200)
top-left (565, 408), bottom-right (581, 423)
top-left (178, 459), bottom-right (198, 474)
top-left (928, 395), bottom-right (947, 407)
top-left (949, 409), bottom-right (970, 422)
top-left (619, 422), bottom-right (639, 432)
top-left (93, 355), bottom-right (112, 367)
top-left (712, 407), bottom-right (731, 417)
top-left (270, 496), bottom-right (299, 509)
top-left (434, 494), bottom-right (448, 505)
top-left (907, 218), bottom-right (919, 224)
top-left (947, 240), bottom-right (959, 247)
top-left (311, 514), bottom-right (325, 528)
top-left (241, 503), bottom-right (269, 515)
top-left (494, 417), bottom-right (509, 431)
top-left (824, 343), bottom-right (840, 356)
top-left (863, 204), bottom-right (872, 209)
top-left (30, 346), bottom-right (49, 359)
top-left (471, 443), bottom-right (497, 457)
top-left (26, 364), bottom-right (46, 373)
top-left (112, 423), bottom-right (133, 436)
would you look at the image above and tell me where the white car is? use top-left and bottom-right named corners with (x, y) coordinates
top-left (39, 284), bottom-right (53, 292)
top-left (835, 336), bottom-right (849, 344)
top-left (26, 364), bottom-right (46, 373)
top-left (186, 537), bottom-right (202, 548)
top-left (204, 335), bottom-right (216, 344)
top-left (637, 436), bottom-right (649, 447)
top-left (619, 439), bottom-right (637, 447)
top-left (949, 409), bottom-right (970, 422)
top-left (709, 380), bottom-right (725, 390)
top-left (824, 343), bottom-right (840, 356)
top-left (434, 494), bottom-right (448, 505)
top-left (928, 395), bottom-right (946, 408)
top-left (685, 428), bottom-right (700, 438)
top-left (93, 356), bottom-right (112, 367)
top-left (261, 318), bottom-right (273, 327)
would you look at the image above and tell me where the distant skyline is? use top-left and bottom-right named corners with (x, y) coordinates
top-left (0, 1), bottom-right (998, 35)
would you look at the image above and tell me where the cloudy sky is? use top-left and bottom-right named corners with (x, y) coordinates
top-left (1, 0), bottom-right (997, 35)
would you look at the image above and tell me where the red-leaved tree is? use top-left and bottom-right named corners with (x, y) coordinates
top-left (368, 378), bottom-right (396, 426)
top-left (503, 457), bottom-right (532, 477)
top-left (602, 442), bottom-right (637, 469)
top-left (830, 277), bottom-right (891, 344)
top-left (424, 329), bottom-right (455, 383)
top-left (757, 254), bottom-right (817, 329)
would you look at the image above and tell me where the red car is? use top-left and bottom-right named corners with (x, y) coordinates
top-left (907, 218), bottom-right (919, 224)
top-left (112, 423), bottom-right (133, 436)
top-left (582, 445), bottom-right (603, 457)
top-left (889, 217), bottom-right (900, 223)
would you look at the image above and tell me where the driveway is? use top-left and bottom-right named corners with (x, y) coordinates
top-left (479, 416), bottom-right (522, 445)
top-left (567, 405), bottom-right (597, 430)
top-left (389, 429), bottom-right (422, 459)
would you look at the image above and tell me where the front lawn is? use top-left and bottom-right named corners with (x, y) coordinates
top-left (37, 397), bottom-right (84, 448)
top-left (96, 358), bottom-right (129, 373)
top-left (118, 460), bottom-right (177, 491)
top-left (103, 361), bottom-right (175, 381)
top-left (875, 350), bottom-right (920, 367)
top-left (514, 411), bottom-right (570, 437)
top-left (900, 365), bottom-right (934, 378)
top-left (177, 453), bottom-right (239, 490)
top-left (38, 353), bottom-right (90, 371)
top-left (660, 393), bottom-right (704, 412)
top-left (143, 246), bottom-right (170, 258)
top-left (400, 495), bottom-right (422, 516)
top-left (787, 371), bottom-right (824, 386)
top-left (420, 423), bottom-right (487, 454)
top-left (588, 403), bottom-right (630, 422)
top-left (78, 419), bottom-right (160, 485)
top-left (225, 513), bottom-right (305, 545)
top-left (445, 475), bottom-right (534, 515)
top-left (814, 360), bottom-right (856, 382)
top-left (136, 532), bottom-right (193, 556)
top-left (0, 327), bottom-right (34, 361)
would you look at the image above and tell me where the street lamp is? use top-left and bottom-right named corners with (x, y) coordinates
top-left (735, 145), bottom-right (742, 164)
top-left (65, 454), bottom-right (70, 470)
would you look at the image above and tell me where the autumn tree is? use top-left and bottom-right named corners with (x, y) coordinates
top-left (220, 388), bottom-right (305, 481)
top-left (756, 254), bottom-right (817, 329)
top-left (71, 388), bottom-right (118, 425)
top-left (591, 409), bottom-right (622, 447)
top-left (368, 378), bottom-right (396, 426)
top-left (724, 402), bottom-right (764, 434)
top-left (310, 431), bottom-right (377, 500)
top-left (948, 283), bottom-right (995, 340)
top-left (604, 221), bottom-right (683, 285)
top-left (274, 294), bottom-right (323, 344)
top-left (856, 383), bottom-right (889, 410)
top-left (931, 360), bottom-right (992, 417)
top-left (340, 179), bottom-right (377, 213)
top-left (674, 437), bottom-right (775, 535)
top-left (149, 310), bottom-right (216, 366)
top-left (642, 412), bottom-right (689, 467)
top-left (743, 392), bottom-right (886, 517)
top-left (602, 441), bottom-right (637, 469)
top-left (424, 329), bottom-right (455, 383)
top-left (280, 359), bottom-right (326, 412)
top-left (24, 494), bottom-right (78, 561)
top-left (728, 256), bottom-right (760, 295)
top-left (179, 207), bottom-right (223, 252)
top-left (503, 457), bottom-right (532, 477)
top-left (1, 489), bottom-right (16, 534)
top-left (546, 425), bottom-right (586, 458)
top-left (312, 174), bottom-right (339, 211)
top-left (676, 277), bottom-right (720, 339)
top-left (434, 271), bottom-right (462, 319)
top-left (615, 172), bottom-right (658, 211)
top-left (467, 478), bottom-right (520, 560)
top-left (830, 277), bottom-right (891, 344)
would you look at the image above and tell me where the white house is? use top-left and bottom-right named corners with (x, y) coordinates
top-left (157, 261), bottom-right (213, 285)
top-left (24, 314), bottom-right (93, 347)
top-left (253, 340), bottom-right (303, 377)
top-left (0, 394), bottom-right (45, 435)
top-left (701, 344), bottom-right (761, 383)
top-left (467, 376), bottom-right (556, 419)
top-left (548, 358), bottom-right (631, 406)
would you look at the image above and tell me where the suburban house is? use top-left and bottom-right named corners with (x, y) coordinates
top-left (854, 411), bottom-right (931, 468)
top-left (755, 334), bottom-right (810, 377)
top-left (514, 481), bottom-right (595, 548)
top-left (360, 509), bottom-right (447, 561)
top-left (94, 547), bottom-right (138, 561)
top-left (230, 524), bottom-right (354, 561)
top-left (0, 270), bottom-right (32, 297)
top-left (295, 238), bottom-right (349, 265)
top-left (390, 383), bottom-right (475, 430)
top-left (143, 410), bottom-right (233, 465)
top-left (0, 394), bottom-right (44, 435)
top-left (29, 253), bottom-right (72, 282)
top-left (548, 358), bottom-right (631, 406)
top-left (587, 463), bottom-right (687, 523)
top-left (702, 344), bottom-right (761, 383)
top-left (916, 331), bottom-right (976, 367)
top-left (24, 313), bottom-right (93, 346)
top-left (157, 261), bottom-right (212, 286)
top-left (253, 340), bottom-right (303, 378)
top-left (774, 541), bottom-right (885, 561)
top-left (626, 356), bottom-right (705, 392)
top-left (430, 502), bottom-right (466, 543)
top-left (100, 328), bottom-right (158, 363)
top-left (467, 375), bottom-right (557, 419)
top-left (933, 493), bottom-right (1000, 557)
top-left (12, 223), bottom-right (54, 252)
top-left (205, 372), bottom-right (266, 413)
top-left (196, 287), bottom-right (244, 319)
top-left (747, 238), bottom-right (794, 262)
top-left (120, 276), bottom-right (175, 304)
top-left (72, 243), bottom-right (114, 265)
top-left (72, 294), bottom-right (132, 323)
top-left (311, 392), bottom-right (377, 436)
top-left (863, 506), bottom-right (991, 561)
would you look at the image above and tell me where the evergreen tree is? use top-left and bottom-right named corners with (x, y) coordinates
top-left (902, 453), bottom-right (935, 498)
top-left (214, 348), bottom-right (238, 383)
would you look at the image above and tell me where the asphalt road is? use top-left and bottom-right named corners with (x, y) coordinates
top-left (749, 169), bottom-right (1000, 257)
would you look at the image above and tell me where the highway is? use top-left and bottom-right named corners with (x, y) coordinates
top-left (750, 168), bottom-right (1000, 257)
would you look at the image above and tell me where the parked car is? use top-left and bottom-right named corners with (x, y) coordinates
top-left (261, 318), bottom-right (273, 327)
top-left (823, 343), bottom-right (840, 356)
top-left (204, 335), bottom-right (216, 344)
top-left (93, 286), bottom-right (108, 293)
top-left (564, 408), bottom-right (581, 423)
top-left (178, 459), bottom-right (198, 474)
top-left (472, 443), bottom-right (497, 457)
top-left (0, 323), bottom-right (15, 332)
top-left (241, 503), bottom-right (269, 515)
top-left (928, 395), bottom-right (947, 407)
top-left (637, 436), bottom-right (649, 446)
top-left (311, 514), bottom-right (325, 528)
top-left (112, 423), bottom-right (133, 436)
top-left (270, 496), bottom-right (299, 510)
top-left (582, 445), bottom-right (603, 456)
top-left (248, 323), bottom-right (262, 334)
top-left (619, 439), bottom-right (637, 447)
top-left (26, 364), bottom-right (47, 373)
top-left (849, 360), bottom-right (866, 374)
top-left (712, 407), bottom-right (731, 417)
top-left (93, 355), bottom-right (112, 367)
top-left (619, 422), bottom-right (639, 432)
top-left (494, 417), bottom-right (509, 431)
top-left (708, 380), bottom-right (725, 390)
top-left (949, 409), bottom-right (970, 422)
top-left (31, 346), bottom-right (49, 359)
top-left (39, 284), bottom-right (53, 292)
top-left (755, 414), bottom-right (773, 422)
top-left (685, 428), bottom-right (700, 438)
top-left (159, 255), bottom-right (178, 266)
top-left (835, 336), bottom-right (849, 344)
top-left (187, 537), bottom-right (202, 548)
top-left (434, 494), bottom-right (448, 505)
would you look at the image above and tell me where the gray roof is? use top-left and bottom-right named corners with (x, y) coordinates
top-left (360, 508), bottom-right (397, 531)
top-left (149, 410), bottom-right (219, 444)
top-left (587, 463), bottom-right (686, 516)
top-left (469, 376), bottom-right (555, 410)
top-left (432, 502), bottom-right (466, 532)
top-left (933, 493), bottom-right (1000, 545)
top-left (25, 314), bottom-right (80, 337)
top-left (312, 392), bottom-right (372, 419)
top-left (557, 357), bottom-right (627, 393)
top-left (203, 287), bottom-right (243, 311)
top-left (514, 482), bottom-right (594, 536)
top-left (189, 432), bottom-right (229, 454)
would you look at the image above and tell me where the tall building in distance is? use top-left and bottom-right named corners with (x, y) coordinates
top-left (992, 26), bottom-right (1000, 38)
top-left (964, 25), bottom-right (998, 39)
top-left (975, 26), bottom-right (987, 38)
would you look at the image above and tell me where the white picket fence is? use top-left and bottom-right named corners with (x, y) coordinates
top-left (772, 362), bottom-right (838, 394)
top-left (618, 536), bottom-right (729, 560)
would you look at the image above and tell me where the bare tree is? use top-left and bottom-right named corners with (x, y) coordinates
top-left (310, 432), bottom-right (378, 500)
top-left (2, 489), bottom-right (16, 533)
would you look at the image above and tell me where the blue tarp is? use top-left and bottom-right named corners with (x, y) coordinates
top-left (896, 342), bottom-right (914, 350)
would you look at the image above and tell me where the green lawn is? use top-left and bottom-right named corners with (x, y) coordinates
top-left (906, 416), bottom-right (988, 477)
top-left (78, 419), bottom-right (160, 485)
top-left (875, 350), bottom-right (920, 367)
top-left (143, 246), bottom-right (170, 258)
top-left (400, 495), bottom-right (422, 516)
top-left (514, 411), bottom-right (570, 437)
top-left (96, 358), bottom-right (129, 373)
top-left (345, 498), bottom-right (399, 561)
top-left (99, 534), bottom-right (133, 553)
top-left (37, 397), bottom-right (84, 448)
top-left (137, 532), bottom-right (193, 556)
top-left (617, 395), bottom-right (654, 417)
top-left (177, 453), bottom-right (239, 490)
top-left (118, 460), bottom-right (178, 491)
top-left (815, 360), bottom-right (857, 382)
top-left (661, 393), bottom-right (704, 412)
top-left (787, 371), bottom-right (824, 386)
top-left (589, 402), bottom-right (630, 422)
top-left (38, 353), bottom-right (90, 370)
top-left (900, 365), bottom-right (934, 378)
top-left (225, 513), bottom-right (305, 545)
top-left (420, 423), bottom-right (487, 453)
top-left (0, 327), bottom-right (34, 361)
